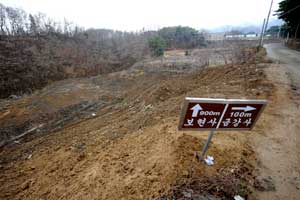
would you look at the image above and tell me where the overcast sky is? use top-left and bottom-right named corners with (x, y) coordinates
top-left (1, 0), bottom-right (281, 31)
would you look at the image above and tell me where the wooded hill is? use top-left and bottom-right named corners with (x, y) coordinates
top-left (0, 3), bottom-right (206, 99)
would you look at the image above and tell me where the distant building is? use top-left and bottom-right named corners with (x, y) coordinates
top-left (206, 32), bottom-right (259, 41)
top-left (225, 33), bottom-right (259, 40)
top-left (206, 33), bottom-right (225, 41)
top-left (245, 34), bottom-right (258, 38)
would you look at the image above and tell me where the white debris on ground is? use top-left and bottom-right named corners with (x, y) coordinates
top-left (27, 154), bottom-right (32, 159)
top-left (234, 195), bottom-right (245, 200)
top-left (204, 155), bottom-right (214, 166)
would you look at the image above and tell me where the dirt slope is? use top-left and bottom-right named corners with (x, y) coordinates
top-left (0, 57), bottom-right (275, 199)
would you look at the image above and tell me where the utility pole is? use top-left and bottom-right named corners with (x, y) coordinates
top-left (295, 23), bottom-right (299, 39)
top-left (264, 0), bottom-right (274, 36)
top-left (277, 26), bottom-right (281, 38)
top-left (259, 19), bottom-right (266, 47)
top-left (286, 32), bottom-right (289, 43)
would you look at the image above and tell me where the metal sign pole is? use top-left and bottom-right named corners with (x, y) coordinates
top-left (199, 130), bottom-right (214, 162)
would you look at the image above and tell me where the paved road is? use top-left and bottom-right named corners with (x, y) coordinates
top-left (265, 43), bottom-right (300, 87)
top-left (265, 43), bottom-right (300, 64)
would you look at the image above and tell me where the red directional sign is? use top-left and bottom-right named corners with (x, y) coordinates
top-left (178, 98), bottom-right (267, 131)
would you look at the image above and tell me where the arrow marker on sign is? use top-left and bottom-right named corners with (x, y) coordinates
top-left (232, 106), bottom-right (256, 112)
top-left (191, 104), bottom-right (203, 117)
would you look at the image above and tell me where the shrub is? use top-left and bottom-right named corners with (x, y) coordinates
top-left (148, 36), bottom-right (166, 57)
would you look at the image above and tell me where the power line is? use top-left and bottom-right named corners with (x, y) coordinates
top-left (277, 4), bottom-right (300, 18)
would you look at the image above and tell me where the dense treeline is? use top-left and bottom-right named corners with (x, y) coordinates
top-left (276, 0), bottom-right (300, 38)
top-left (158, 26), bottom-right (206, 49)
top-left (147, 26), bottom-right (206, 56)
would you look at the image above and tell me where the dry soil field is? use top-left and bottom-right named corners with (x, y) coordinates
top-left (0, 47), bottom-right (298, 200)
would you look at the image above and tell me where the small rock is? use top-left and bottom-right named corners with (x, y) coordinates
top-left (182, 191), bottom-right (192, 198)
top-left (9, 94), bottom-right (19, 99)
top-left (144, 104), bottom-right (153, 112)
top-left (182, 170), bottom-right (189, 176)
top-left (21, 180), bottom-right (31, 190)
top-left (77, 153), bottom-right (86, 161)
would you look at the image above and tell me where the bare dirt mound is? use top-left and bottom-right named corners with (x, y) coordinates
top-left (0, 62), bottom-right (274, 199)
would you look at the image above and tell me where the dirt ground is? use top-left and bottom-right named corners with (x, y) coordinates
top-left (0, 46), bottom-right (297, 200)
top-left (250, 43), bottom-right (300, 200)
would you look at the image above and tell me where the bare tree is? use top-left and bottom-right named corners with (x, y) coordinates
top-left (15, 8), bottom-right (27, 35)
top-left (5, 6), bottom-right (27, 35)
top-left (28, 14), bottom-right (37, 35)
top-left (44, 17), bottom-right (56, 34)
top-left (34, 12), bottom-right (47, 34)
top-left (63, 18), bottom-right (71, 36)
top-left (0, 3), bottom-right (6, 35)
